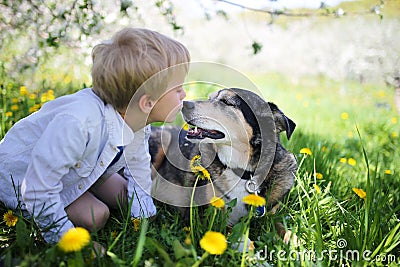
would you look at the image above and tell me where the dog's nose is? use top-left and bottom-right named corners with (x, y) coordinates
top-left (183, 101), bottom-right (195, 110)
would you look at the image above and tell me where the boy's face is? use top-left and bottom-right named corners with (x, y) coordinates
top-left (148, 86), bottom-right (186, 123)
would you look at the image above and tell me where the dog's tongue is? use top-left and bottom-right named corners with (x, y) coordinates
top-left (187, 126), bottom-right (203, 138)
top-left (187, 126), bottom-right (224, 139)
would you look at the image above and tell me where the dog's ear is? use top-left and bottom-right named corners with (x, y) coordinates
top-left (284, 117), bottom-right (296, 140)
top-left (268, 102), bottom-right (296, 140)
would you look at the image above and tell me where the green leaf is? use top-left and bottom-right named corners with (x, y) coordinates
top-left (15, 219), bottom-right (30, 251)
top-left (228, 220), bottom-right (246, 244)
top-left (107, 251), bottom-right (127, 266)
top-left (251, 41), bottom-right (263, 55)
top-left (132, 218), bottom-right (148, 267)
top-left (145, 237), bottom-right (174, 266)
top-left (173, 239), bottom-right (191, 260)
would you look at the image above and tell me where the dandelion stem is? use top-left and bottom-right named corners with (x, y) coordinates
top-left (207, 178), bottom-right (217, 231)
top-left (240, 207), bottom-right (253, 267)
top-left (190, 176), bottom-right (200, 246)
top-left (208, 209), bottom-right (217, 231)
top-left (192, 251), bottom-right (209, 267)
top-left (209, 177), bottom-right (215, 197)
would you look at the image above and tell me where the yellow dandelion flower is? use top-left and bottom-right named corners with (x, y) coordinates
top-left (249, 241), bottom-right (255, 251)
top-left (132, 218), bottom-right (140, 231)
top-left (392, 117), bottom-right (397, 124)
top-left (321, 146), bottom-right (328, 152)
top-left (19, 86), bottom-right (28, 96)
top-left (199, 231), bottom-right (227, 255)
top-left (183, 226), bottom-right (190, 233)
top-left (190, 155), bottom-right (202, 173)
top-left (352, 188), bottom-right (366, 200)
top-left (29, 106), bottom-right (39, 113)
top-left (10, 105), bottom-right (19, 111)
top-left (41, 93), bottom-right (47, 103)
top-left (64, 75), bottom-right (72, 84)
top-left (340, 158), bottom-right (347, 164)
top-left (384, 170), bottom-right (392, 175)
top-left (313, 184), bottom-right (321, 194)
top-left (315, 173), bottom-right (323, 179)
top-left (190, 155), bottom-right (210, 180)
top-left (5, 111), bottom-right (13, 117)
top-left (47, 89), bottom-right (55, 95)
top-left (185, 235), bottom-right (192, 245)
top-left (300, 148), bottom-right (312, 156)
top-left (210, 197), bottom-right (225, 208)
top-left (3, 210), bottom-right (18, 227)
top-left (341, 112), bottom-right (349, 120)
top-left (348, 131), bottom-right (353, 138)
top-left (58, 227), bottom-right (91, 253)
top-left (11, 98), bottom-right (18, 104)
top-left (47, 94), bottom-right (55, 101)
top-left (392, 132), bottom-right (398, 138)
top-left (378, 90), bottom-right (385, 98)
top-left (111, 231), bottom-right (118, 239)
top-left (348, 158), bottom-right (356, 166)
top-left (29, 93), bottom-right (37, 100)
top-left (242, 194), bottom-right (266, 207)
top-left (201, 169), bottom-right (211, 180)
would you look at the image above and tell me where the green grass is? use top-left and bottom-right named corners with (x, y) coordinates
top-left (1, 73), bottom-right (399, 266)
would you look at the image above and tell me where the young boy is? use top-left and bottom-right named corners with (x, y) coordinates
top-left (0, 28), bottom-right (190, 245)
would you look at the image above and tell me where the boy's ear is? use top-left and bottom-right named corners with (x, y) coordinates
top-left (138, 94), bottom-right (155, 114)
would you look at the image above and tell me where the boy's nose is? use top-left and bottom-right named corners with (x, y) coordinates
top-left (181, 89), bottom-right (187, 100)
top-left (183, 101), bottom-right (195, 110)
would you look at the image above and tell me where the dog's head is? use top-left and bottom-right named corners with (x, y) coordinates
top-left (182, 88), bottom-right (295, 171)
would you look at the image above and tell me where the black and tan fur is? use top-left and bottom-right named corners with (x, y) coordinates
top-left (149, 88), bottom-right (297, 240)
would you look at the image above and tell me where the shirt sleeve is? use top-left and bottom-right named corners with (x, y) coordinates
top-left (21, 114), bottom-right (88, 243)
top-left (124, 126), bottom-right (156, 218)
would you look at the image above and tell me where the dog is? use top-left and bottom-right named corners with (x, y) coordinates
top-left (149, 88), bottom-right (297, 241)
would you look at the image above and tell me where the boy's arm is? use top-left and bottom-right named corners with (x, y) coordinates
top-left (124, 126), bottom-right (156, 218)
top-left (21, 114), bottom-right (87, 243)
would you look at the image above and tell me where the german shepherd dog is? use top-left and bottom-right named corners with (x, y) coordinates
top-left (149, 88), bottom-right (297, 241)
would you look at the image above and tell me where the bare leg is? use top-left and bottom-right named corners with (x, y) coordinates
top-left (65, 191), bottom-right (110, 232)
top-left (90, 173), bottom-right (128, 210)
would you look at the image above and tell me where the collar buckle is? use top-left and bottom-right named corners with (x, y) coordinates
top-left (245, 176), bottom-right (259, 194)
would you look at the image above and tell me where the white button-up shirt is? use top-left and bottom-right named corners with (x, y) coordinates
top-left (0, 88), bottom-right (156, 243)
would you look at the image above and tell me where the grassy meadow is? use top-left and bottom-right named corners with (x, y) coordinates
top-left (0, 73), bottom-right (399, 266)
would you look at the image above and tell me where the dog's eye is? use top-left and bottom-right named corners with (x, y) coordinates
top-left (220, 98), bottom-right (236, 106)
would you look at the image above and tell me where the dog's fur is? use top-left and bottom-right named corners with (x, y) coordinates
top-left (149, 88), bottom-right (297, 236)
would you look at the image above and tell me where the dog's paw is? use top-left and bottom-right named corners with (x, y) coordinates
top-left (283, 230), bottom-right (300, 247)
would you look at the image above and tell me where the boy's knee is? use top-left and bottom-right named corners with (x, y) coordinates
top-left (79, 202), bottom-right (110, 231)
top-left (89, 202), bottom-right (110, 231)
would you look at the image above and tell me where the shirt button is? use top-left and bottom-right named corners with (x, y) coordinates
top-left (100, 161), bottom-right (104, 166)
top-left (78, 184), bottom-right (83, 190)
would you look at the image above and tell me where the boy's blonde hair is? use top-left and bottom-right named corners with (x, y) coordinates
top-left (91, 28), bottom-right (190, 110)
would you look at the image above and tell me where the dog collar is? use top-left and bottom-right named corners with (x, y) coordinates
top-left (246, 179), bottom-right (266, 218)
top-left (231, 167), bottom-right (266, 218)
